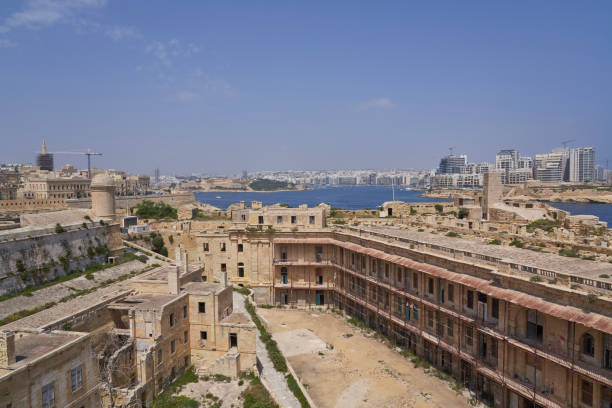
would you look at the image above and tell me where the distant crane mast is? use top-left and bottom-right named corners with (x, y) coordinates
top-left (560, 139), bottom-right (575, 149)
top-left (50, 149), bottom-right (103, 178)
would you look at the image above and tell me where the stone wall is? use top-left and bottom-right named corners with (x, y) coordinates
top-left (66, 192), bottom-right (195, 210)
top-left (0, 198), bottom-right (67, 212)
top-left (0, 223), bottom-right (122, 296)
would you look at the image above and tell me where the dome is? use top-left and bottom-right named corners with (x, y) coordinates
top-left (91, 173), bottom-right (114, 188)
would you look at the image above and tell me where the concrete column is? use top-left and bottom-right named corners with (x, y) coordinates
top-left (222, 272), bottom-right (227, 287)
top-left (0, 331), bottom-right (15, 367)
top-left (168, 266), bottom-right (180, 295)
top-left (183, 252), bottom-right (189, 275)
top-left (175, 246), bottom-right (181, 263)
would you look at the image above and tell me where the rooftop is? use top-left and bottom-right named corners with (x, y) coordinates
top-left (343, 225), bottom-right (612, 281)
top-left (183, 281), bottom-right (227, 295)
top-left (5, 330), bottom-right (84, 370)
top-left (109, 293), bottom-right (179, 310)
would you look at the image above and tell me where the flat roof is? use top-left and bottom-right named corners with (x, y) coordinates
top-left (345, 226), bottom-right (612, 281)
top-left (137, 264), bottom-right (200, 281)
top-left (10, 331), bottom-right (83, 369)
top-left (110, 293), bottom-right (179, 310)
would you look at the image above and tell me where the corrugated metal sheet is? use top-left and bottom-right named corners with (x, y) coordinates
top-left (272, 238), bottom-right (612, 334)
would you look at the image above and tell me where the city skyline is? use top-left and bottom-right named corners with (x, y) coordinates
top-left (1, 1), bottom-right (611, 173)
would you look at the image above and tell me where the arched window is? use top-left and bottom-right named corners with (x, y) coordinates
top-left (238, 262), bottom-right (245, 278)
top-left (582, 333), bottom-right (595, 357)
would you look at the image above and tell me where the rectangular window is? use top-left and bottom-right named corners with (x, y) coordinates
top-left (492, 299), bottom-right (499, 319)
top-left (169, 313), bottom-right (174, 327)
top-left (221, 243), bottom-right (226, 252)
top-left (291, 215), bottom-right (297, 224)
top-left (466, 326), bottom-right (473, 346)
top-left (413, 305), bottom-right (419, 320)
top-left (526, 309), bottom-right (543, 343)
top-left (71, 366), bottom-right (83, 392)
top-left (397, 297), bottom-right (402, 313)
top-left (258, 216), bottom-right (264, 224)
top-left (200, 331), bottom-right (207, 340)
top-left (448, 284), bottom-right (454, 302)
top-left (581, 380), bottom-right (593, 406)
top-left (317, 275), bottom-right (323, 285)
top-left (398, 267), bottom-right (402, 282)
top-left (198, 302), bottom-right (206, 313)
top-left (428, 278), bottom-right (434, 295)
top-left (427, 310), bottom-right (434, 327)
top-left (221, 263), bottom-right (226, 272)
top-left (183, 305), bottom-right (187, 318)
top-left (309, 215), bottom-right (315, 225)
top-left (157, 349), bottom-right (163, 364)
top-left (184, 330), bottom-right (188, 343)
top-left (241, 214), bottom-right (246, 221)
top-left (467, 290), bottom-right (474, 309)
top-left (238, 244), bottom-right (243, 252)
top-left (203, 243), bottom-right (209, 252)
top-left (277, 216), bottom-right (283, 224)
top-left (42, 382), bottom-right (55, 408)
top-left (229, 333), bottom-right (238, 348)
top-left (171, 340), bottom-right (176, 353)
top-left (447, 317), bottom-right (454, 337)
top-left (385, 263), bottom-right (389, 278)
top-left (413, 273), bottom-right (418, 291)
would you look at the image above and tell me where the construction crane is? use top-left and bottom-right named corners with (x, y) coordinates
top-left (560, 139), bottom-right (575, 149)
top-left (448, 146), bottom-right (456, 155)
top-left (50, 149), bottom-right (102, 179)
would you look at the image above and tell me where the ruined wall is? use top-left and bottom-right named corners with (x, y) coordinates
top-left (0, 223), bottom-right (121, 296)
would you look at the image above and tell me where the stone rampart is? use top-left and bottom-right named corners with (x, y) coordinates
top-left (0, 223), bottom-right (121, 296)
top-left (66, 193), bottom-right (195, 210)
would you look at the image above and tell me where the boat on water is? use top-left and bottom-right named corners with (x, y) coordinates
top-left (216, 196), bottom-right (221, 199)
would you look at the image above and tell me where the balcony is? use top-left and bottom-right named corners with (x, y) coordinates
top-left (273, 257), bottom-right (335, 265)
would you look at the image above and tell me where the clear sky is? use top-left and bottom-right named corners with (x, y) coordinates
top-left (1, 1), bottom-right (611, 175)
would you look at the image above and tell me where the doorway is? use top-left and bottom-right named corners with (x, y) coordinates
top-left (229, 333), bottom-right (238, 348)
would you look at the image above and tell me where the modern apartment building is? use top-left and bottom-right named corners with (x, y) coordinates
top-left (534, 151), bottom-right (569, 183)
top-left (569, 147), bottom-right (595, 183)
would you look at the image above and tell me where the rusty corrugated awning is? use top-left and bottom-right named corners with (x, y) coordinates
top-left (272, 238), bottom-right (612, 334)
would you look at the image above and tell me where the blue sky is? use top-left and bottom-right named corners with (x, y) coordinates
top-left (1, 1), bottom-right (611, 175)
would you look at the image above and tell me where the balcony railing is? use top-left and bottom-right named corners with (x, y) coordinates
top-left (273, 257), bottom-right (335, 265)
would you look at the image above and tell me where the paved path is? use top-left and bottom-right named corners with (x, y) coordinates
top-left (0, 260), bottom-right (146, 321)
top-left (232, 292), bottom-right (301, 408)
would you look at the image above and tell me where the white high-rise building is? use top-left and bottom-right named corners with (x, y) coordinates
top-left (534, 150), bottom-right (569, 183)
top-left (569, 147), bottom-right (595, 183)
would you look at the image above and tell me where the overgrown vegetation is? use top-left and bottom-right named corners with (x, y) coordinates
top-left (559, 248), bottom-right (580, 258)
top-left (55, 223), bottom-right (66, 233)
top-left (150, 232), bottom-right (169, 257)
top-left (151, 366), bottom-right (199, 408)
top-left (241, 372), bottom-right (279, 408)
top-left (244, 299), bottom-right (287, 372)
top-left (232, 286), bottom-right (251, 296)
top-left (509, 239), bottom-right (524, 248)
top-left (446, 231), bottom-right (459, 238)
top-left (134, 200), bottom-right (178, 220)
top-left (526, 219), bottom-right (561, 233)
top-left (488, 239), bottom-right (501, 245)
top-left (286, 373), bottom-right (310, 408)
top-left (249, 179), bottom-right (290, 191)
top-left (434, 204), bottom-right (443, 213)
top-left (457, 207), bottom-right (469, 219)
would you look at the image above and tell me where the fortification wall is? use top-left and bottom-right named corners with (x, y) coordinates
top-left (66, 193), bottom-right (195, 210)
top-left (0, 223), bottom-right (121, 296)
top-left (0, 198), bottom-right (67, 212)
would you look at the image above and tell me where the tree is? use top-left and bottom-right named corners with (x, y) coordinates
top-left (434, 204), bottom-right (443, 213)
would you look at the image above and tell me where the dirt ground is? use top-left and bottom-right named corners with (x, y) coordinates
top-left (179, 377), bottom-right (248, 408)
top-left (258, 308), bottom-right (473, 408)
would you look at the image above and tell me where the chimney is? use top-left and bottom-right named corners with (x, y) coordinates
top-left (175, 246), bottom-right (181, 263)
top-left (221, 272), bottom-right (227, 287)
top-left (0, 330), bottom-right (15, 367)
top-left (168, 265), bottom-right (180, 295)
top-left (183, 252), bottom-right (189, 275)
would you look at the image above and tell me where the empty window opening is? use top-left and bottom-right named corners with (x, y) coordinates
top-left (229, 333), bottom-right (238, 348)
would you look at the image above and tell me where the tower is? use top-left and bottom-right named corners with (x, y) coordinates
top-left (36, 138), bottom-right (54, 171)
top-left (90, 173), bottom-right (116, 219)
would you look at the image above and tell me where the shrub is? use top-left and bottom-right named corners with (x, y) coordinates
top-left (446, 231), bottom-right (459, 238)
top-left (599, 274), bottom-right (610, 279)
top-left (488, 239), bottom-right (501, 245)
top-left (434, 204), bottom-right (443, 213)
top-left (529, 276), bottom-right (542, 282)
top-left (417, 228), bottom-right (424, 232)
top-left (457, 207), bottom-right (469, 219)
top-left (134, 200), bottom-right (178, 220)
top-left (55, 223), bottom-right (66, 234)
top-left (286, 373), bottom-right (310, 408)
top-left (559, 248), bottom-right (580, 258)
top-left (509, 239), bottom-right (524, 248)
